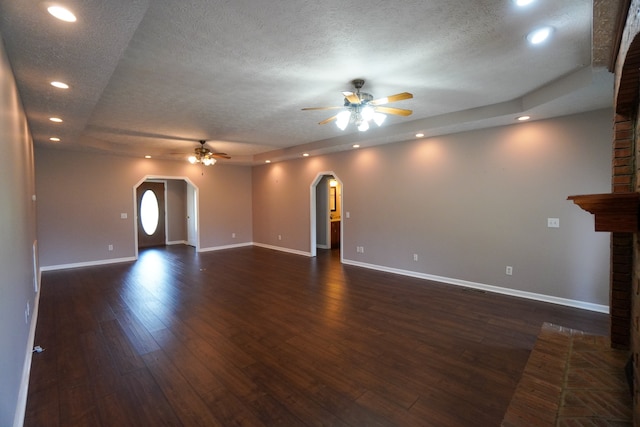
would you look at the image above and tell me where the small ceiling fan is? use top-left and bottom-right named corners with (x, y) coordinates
top-left (302, 79), bottom-right (413, 131)
top-left (186, 140), bottom-right (230, 166)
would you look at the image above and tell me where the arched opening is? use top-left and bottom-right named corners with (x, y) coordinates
top-left (309, 172), bottom-right (343, 259)
top-left (133, 176), bottom-right (199, 258)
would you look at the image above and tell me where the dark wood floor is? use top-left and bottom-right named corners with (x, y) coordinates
top-left (25, 245), bottom-right (609, 426)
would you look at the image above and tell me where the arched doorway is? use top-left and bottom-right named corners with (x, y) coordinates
top-left (133, 176), bottom-right (199, 258)
top-left (309, 172), bottom-right (343, 258)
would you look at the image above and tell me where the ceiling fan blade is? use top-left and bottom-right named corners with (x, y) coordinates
top-left (374, 106), bottom-right (413, 116)
top-left (342, 91), bottom-right (361, 104)
top-left (319, 115), bottom-right (338, 125)
top-left (301, 106), bottom-right (343, 111)
top-left (370, 92), bottom-right (413, 106)
top-left (212, 153), bottom-right (231, 159)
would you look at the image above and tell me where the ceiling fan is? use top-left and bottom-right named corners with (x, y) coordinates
top-left (302, 79), bottom-right (413, 131)
top-left (186, 140), bottom-right (230, 166)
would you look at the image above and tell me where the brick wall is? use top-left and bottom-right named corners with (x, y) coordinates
top-left (630, 111), bottom-right (640, 419)
top-left (612, 114), bottom-right (634, 350)
top-left (614, 110), bottom-right (639, 421)
top-left (614, 115), bottom-right (634, 192)
top-left (612, 0), bottom-right (640, 420)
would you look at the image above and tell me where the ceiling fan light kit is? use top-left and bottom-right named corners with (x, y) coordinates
top-left (188, 154), bottom-right (216, 166)
top-left (303, 79), bottom-right (412, 132)
top-left (187, 140), bottom-right (230, 166)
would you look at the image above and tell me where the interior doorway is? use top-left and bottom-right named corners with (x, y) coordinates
top-left (310, 172), bottom-right (343, 258)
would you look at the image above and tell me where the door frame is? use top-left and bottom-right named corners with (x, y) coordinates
top-left (186, 184), bottom-right (197, 247)
top-left (309, 171), bottom-right (343, 259)
top-left (133, 175), bottom-right (200, 259)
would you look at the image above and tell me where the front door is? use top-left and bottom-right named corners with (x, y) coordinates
top-left (137, 181), bottom-right (166, 248)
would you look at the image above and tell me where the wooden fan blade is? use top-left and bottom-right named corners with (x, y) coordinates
top-left (301, 106), bottom-right (343, 111)
top-left (342, 91), bottom-right (361, 104)
top-left (374, 106), bottom-right (413, 116)
top-left (370, 92), bottom-right (413, 105)
top-left (212, 153), bottom-right (231, 159)
top-left (319, 115), bottom-right (338, 125)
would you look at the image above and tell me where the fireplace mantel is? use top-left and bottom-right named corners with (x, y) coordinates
top-left (567, 192), bottom-right (640, 232)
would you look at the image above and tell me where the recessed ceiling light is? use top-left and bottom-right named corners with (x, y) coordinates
top-left (265, 160), bottom-right (271, 163)
top-left (303, 153), bottom-right (309, 157)
top-left (527, 26), bottom-right (553, 45)
top-left (352, 144), bottom-right (360, 148)
top-left (415, 133), bottom-right (425, 138)
top-left (50, 81), bottom-right (69, 89)
top-left (47, 6), bottom-right (76, 22)
top-left (49, 117), bottom-right (63, 123)
top-left (517, 115), bottom-right (531, 121)
top-left (513, 0), bottom-right (535, 6)
top-left (144, 155), bottom-right (152, 159)
top-left (49, 137), bottom-right (60, 142)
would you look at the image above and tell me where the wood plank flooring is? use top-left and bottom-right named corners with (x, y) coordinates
top-left (25, 245), bottom-right (609, 426)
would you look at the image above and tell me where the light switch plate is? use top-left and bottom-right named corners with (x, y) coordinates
top-left (547, 218), bottom-right (559, 228)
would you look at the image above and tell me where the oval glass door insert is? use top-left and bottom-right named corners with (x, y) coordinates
top-left (140, 189), bottom-right (159, 235)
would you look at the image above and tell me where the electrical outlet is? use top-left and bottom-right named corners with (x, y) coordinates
top-left (506, 266), bottom-right (513, 276)
top-left (108, 244), bottom-right (113, 251)
top-left (278, 234), bottom-right (282, 241)
top-left (413, 254), bottom-right (418, 261)
top-left (232, 232), bottom-right (236, 238)
top-left (547, 218), bottom-right (559, 228)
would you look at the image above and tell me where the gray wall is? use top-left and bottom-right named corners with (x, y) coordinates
top-left (252, 109), bottom-right (613, 307)
top-left (0, 36), bottom-right (39, 426)
top-left (35, 150), bottom-right (253, 267)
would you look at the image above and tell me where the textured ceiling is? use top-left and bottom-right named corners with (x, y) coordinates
top-left (0, 0), bottom-right (619, 165)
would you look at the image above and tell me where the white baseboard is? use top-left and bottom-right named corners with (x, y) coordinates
top-left (199, 242), bottom-right (253, 252)
top-left (341, 258), bottom-right (609, 314)
top-left (40, 256), bottom-right (136, 272)
top-left (167, 240), bottom-right (188, 245)
top-left (13, 290), bottom-right (40, 427)
top-left (253, 242), bottom-right (312, 257)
